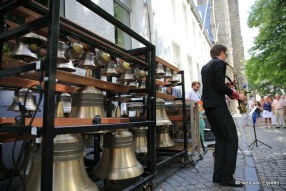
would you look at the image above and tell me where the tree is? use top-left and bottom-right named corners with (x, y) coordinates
top-left (245, 0), bottom-right (286, 95)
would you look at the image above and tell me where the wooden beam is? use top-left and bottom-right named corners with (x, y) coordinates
top-left (156, 56), bottom-right (180, 73)
top-left (156, 92), bottom-right (175, 101)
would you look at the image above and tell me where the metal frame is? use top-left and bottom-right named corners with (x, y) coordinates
top-left (0, 0), bottom-right (156, 190)
top-left (156, 70), bottom-right (188, 167)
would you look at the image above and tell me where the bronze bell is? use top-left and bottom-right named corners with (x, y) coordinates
top-left (164, 68), bottom-right (173, 78)
top-left (130, 127), bottom-right (148, 153)
top-left (133, 68), bottom-right (146, 81)
top-left (118, 69), bottom-right (134, 82)
top-left (94, 48), bottom-right (110, 68)
top-left (128, 81), bottom-right (137, 87)
top-left (55, 94), bottom-right (64, 118)
top-left (57, 41), bottom-right (69, 63)
top-left (78, 51), bottom-right (96, 69)
top-left (10, 42), bottom-right (38, 62)
top-left (18, 32), bottom-right (47, 52)
top-left (156, 64), bottom-right (165, 78)
top-left (57, 60), bottom-right (76, 72)
top-left (69, 86), bottom-right (106, 118)
top-left (102, 61), bottom-right (117, 76)
top-left (8, 88), bottom-right (37, 112)
top-left (61, 92), bottom-right (72, 116)
top-left (94, 129), bottom-right (144, 180)
top-left (156, 98), bottom-right (175, 147)
top-left (23, 134), bottom-right (99, 191)
top-left (100, 68), bottom-right (108, 82)
top-left (138, 81), bottom-right (146, 89)
top-left (115, 59), bottom-right (130, 74)
top-left (170, 71), bottom-right (180, 86)
top-left (64, 42), bottom-right (84, 60)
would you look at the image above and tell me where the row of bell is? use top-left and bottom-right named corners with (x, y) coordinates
top-left (157, 63), bottom-right (180, 83)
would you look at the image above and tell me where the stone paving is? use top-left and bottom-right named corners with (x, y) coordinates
top-left (244, 121), bottom-right (286, 191)
top-left (153, 116), bottom-right (282, 191)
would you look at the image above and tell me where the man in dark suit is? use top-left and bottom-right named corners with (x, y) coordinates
top-left (201, 44), bottom-right (245, 187)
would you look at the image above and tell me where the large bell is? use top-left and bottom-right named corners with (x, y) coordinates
top-left (130, 127), bottom-right (148, 153)
top-left (55, 94), bottom-right (64, 118)
top-left (10, 42), bottom-right (38, 62)
top-left (94, 48), bottom-right (110, 68)
top-left (156, 98), bottom-right (175, 147)
top-left (57, 41), bottom-right (69, 63)
top-left (102, 61), bottom-right (117, 76)
top-left (57, 60), bottom-right (76, 72)
top-left (23, 134), bottom-right (99, 191)
top-left (78, 51), bottom-right (96, 69)
top-left (69, 86), bottom-right (106, 118)
top-left (18, 32), bottom-right (47, 52)
top-left (156, 64), bottom-right (165, 78)
top-left (94, 129), bottom-right (144, 180)
top-left (8, 88), bottom-right (38, 112)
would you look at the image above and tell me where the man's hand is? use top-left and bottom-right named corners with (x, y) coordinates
top-left (238, 94), bottom-right (246, 101)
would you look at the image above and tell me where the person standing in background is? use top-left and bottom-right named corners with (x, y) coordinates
top-left (263, 96), bottom-right (273, 128)
top-left (201, 44), bottom-right (245, 187)
top-left (272, 94), bottom-right (285, 128)
top-left (162, 78), bottom-right (182, 98)
top-left (186, 81), bottom-right (205, 145)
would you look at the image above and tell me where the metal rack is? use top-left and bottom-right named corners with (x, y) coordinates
top-left (155, 70), bottom-right (189, 168)
top-left (0, 0), bottom-right (156, 190)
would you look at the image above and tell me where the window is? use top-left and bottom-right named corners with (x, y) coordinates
top-left (114, 0), bottom-right (132, 49)
top-left (172, 43), bottom-right (181, 68)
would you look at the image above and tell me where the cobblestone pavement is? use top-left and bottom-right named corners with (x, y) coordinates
top-left (244, 120), bottom-right (286, 191)
top-left (152, 116), bottom-right (264, 191)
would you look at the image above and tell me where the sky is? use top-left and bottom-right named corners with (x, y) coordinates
top-left (238, 0), bottom-right (259, 59)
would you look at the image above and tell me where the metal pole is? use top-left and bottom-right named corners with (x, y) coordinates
top-left (41, 0), bottom-right (61, 190)
top-left (180, 70), bottom-right (187, 151)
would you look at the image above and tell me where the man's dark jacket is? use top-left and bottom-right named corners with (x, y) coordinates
top-left (201, 58), bottom-right (233, 109)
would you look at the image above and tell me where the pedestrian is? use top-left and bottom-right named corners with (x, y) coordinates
top-left (186, 81), bottom-right (205, 145)
top-left (251, 100), bottom-right (262, 125)
top-left (162, 78), bottom-right (182, 98)
top-left (201, 44), bottom-right (245, 187)
top-left (271, 94), bottom-right (285, 128)
top-left (263, 95), bottom-right (273, 128)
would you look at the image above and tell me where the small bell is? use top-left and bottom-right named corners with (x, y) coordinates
top-left (10, 42), bottom-right (38, 62)
top-left (94, 48), bottom-right (110, 68)
top-left (118, 70), bottom-right (134, 82)
top-left (102, 61), bottom-right (117, 76)
top-left (156, 64), bottom-right (165, 78)
top-left (55, 94), bottom-right (64, 118)
top-left (64, 42), bottom-right (84, 60)
top-left (170, 71), bottom-right (180, 86)
top-left (116, 59), bottom-right (131, 74)
top-left (163, 68), bottom-right (173, 78)
top-left (57, 60), bottom-right (76, 72)
top-left (138, 81), bottom-right (146, 89)
top-left (18, 32), bottom-right (47, 53)
top-left (57, 41), bottom-right (69, 63)
top-left (8, 88), bottom-right (38, 112)
top-left (78, 51), bottom-right (96, 69)
top-left (133, 69), bottom-right (146, 81)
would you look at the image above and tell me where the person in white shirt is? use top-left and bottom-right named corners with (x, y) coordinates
top-left (272, 93), bottom-right (285, 128)
top-left (186, 81), bottom-right (205, 144)
top-left (186, 81), bottom-right (201, 101)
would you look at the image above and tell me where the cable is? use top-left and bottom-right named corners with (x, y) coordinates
top-left (5, 70), bottom-right (44, 191)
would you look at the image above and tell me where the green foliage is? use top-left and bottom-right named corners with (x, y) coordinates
top-left (246, 0), bottom-right (286, 94)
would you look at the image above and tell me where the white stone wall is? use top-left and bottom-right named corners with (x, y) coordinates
top-left (65, 0), bottom-right (115, 42)
top-left (64, 0), bottom-right (211, 90)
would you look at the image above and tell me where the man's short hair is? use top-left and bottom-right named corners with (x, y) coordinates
top-left (192, 81), bottom-right (201, 87)
top-left (210, 44), bottom-right (227, 58)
